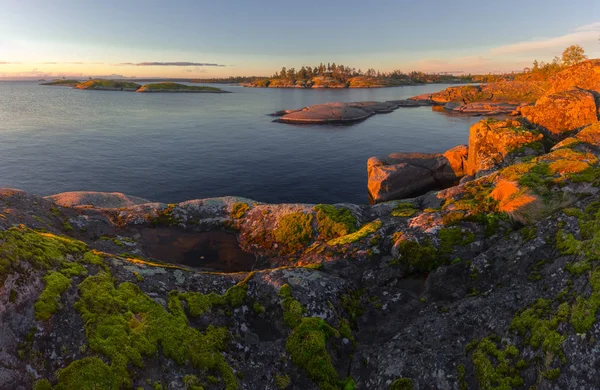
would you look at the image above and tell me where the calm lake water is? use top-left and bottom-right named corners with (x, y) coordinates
top-left (0, 82), bottom-right (481, 204)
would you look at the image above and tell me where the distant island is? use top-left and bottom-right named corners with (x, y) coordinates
top-left (242, 62), bottom-right (475, 88)
top-left (41, 79), bottom-right (229, 93)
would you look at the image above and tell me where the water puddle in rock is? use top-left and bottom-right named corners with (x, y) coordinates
top-left (139, 228), bottom-right (256, 272)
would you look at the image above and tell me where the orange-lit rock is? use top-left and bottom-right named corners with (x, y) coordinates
top-left (466, 119), bottom-right (544, 176)
top-left (547, 59), bottom-right (600, 94)
top-left (521, 89), bottom-right (599, 138)
top-left (367, 145), bottom-right (467, 203)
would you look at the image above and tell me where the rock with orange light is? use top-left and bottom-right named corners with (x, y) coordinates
top-left (521, 88), bottom-right (599, 138)
top-left (466, 118), bottom-right (545, 176)
top-left (546, 58), bottom-right (600, 94)
top-left (368, 144), bottom-right (467, 203)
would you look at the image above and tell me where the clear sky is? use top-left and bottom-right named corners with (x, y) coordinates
top-left (1, 0), bottom-right (599, 79)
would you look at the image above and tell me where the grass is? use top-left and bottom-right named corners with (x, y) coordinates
top-left (75, 79), bottom-right (141, 90)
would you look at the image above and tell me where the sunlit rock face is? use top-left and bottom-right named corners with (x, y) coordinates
top-left (546, 59), bottom-right (600, 94)
top-left (521, 88), bottom-right (599, 138)
top-left (367, 144), bottom-right (467, 203)
top-left (466, 119), bottom-right (544, 176)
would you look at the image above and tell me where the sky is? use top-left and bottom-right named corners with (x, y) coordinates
top-left (0, 0), bottom-right (599, 79)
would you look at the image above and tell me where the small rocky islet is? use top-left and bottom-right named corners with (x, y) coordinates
top-left (3, 59), bottom-right (600, 389)
top-left (41, 79), bottom-right (229, 93)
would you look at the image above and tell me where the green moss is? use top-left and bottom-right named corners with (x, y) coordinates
top-left (62, 221), bottom-right (73, 232)
top-left (510, 299), bottom-right (568, 365)
top-left (391, 203), bottom-right (419, 218)
top-left (273, 212), bottom-right (314, 253)
top-left (34, 271), bottom-right (72, 321)
top-left (33, 379), bottom-right (53, 390)
top-left (340, 289), bottom-right (365, 327)
top-left (469, 337), bottom-right (524, 390)
top-left (0, 226), bottom-right (87, 285)
top-left (457, 364), bottom-right (467, 390)
top-left (286, 317), bottom-right (340, 390)
top-left (327, 220), bottom-right (382, 246)
top-left (395, 239), bottom-right (439, 273)
top-left (9, 289), bottom-right (17, 303)
top-left (542, 367), bottom-right (560, 380)
top-left (150, 204), bottom-right (178, 226)
top-left (438, 227), bottom-right (475, 254)
top-left (389, 378), bottom-right (413, 390)
top-left (252, 302), bottom-right (265, 314)
top-left (231, 202), bottom-right (250, 219)
top-left (54, 357), bottom-right (119, 390)
top-left (173, 273), bottom-right (252, 317)
top-left (279, 284), bottom-right (292, 298)
top-left (60, 261), bottom-right (87, 277)
top-left (314, 204), bottom-right (357, 240)
top-left (519, 226), bottom-right (537, 242)
top-left (570, 269), bottom-right (600, 333)
top-left (74, 272), bottom-right (238, 389)
top-left (275, 374), bottom-right (291, 389)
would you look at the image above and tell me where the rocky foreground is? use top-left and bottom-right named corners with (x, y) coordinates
top-left (3, 60), bottom-right (600, 390)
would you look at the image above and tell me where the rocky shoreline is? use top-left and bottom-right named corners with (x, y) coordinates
top-left (3, 59), bottom-right (600, 390)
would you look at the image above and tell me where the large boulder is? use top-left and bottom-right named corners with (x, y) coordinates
top-left (552, 122), bottom-right (600, 151)
top-left (368, 144), bottom-right (467, 203)
top-left (521, 88), bottom-right (599, 138)
top-left (466, 119), bottom-right (544, 176)
top-left (547, 59), bottom-right (600, 94)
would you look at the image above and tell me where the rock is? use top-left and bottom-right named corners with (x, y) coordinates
top-left (367, 144), bottom-right (467, 203)
top-left (552, 122), bottom-right (600, 151)
top-left (443, 101), bottom-right (519, 115)
top-left (466, 119), bottom-right (544, 176)
top-left (411, 81), bottom-right (546, 104)
top-left (274, 101), bottom-right (400, 124)
top-left (46, 191), bottom-right (150, 208)
top-left (521, 88), bottom-right (599, 138)
top-left (547, 59), bottom-right (600, 94)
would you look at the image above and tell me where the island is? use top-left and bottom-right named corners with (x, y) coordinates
top-left (74, 79), bottom-right (141, 91)
top-left (136, 82), bottom-right (230, 93)
top-left (39, 79), bottom-right (81, 87)
top-left (41, 79), bottom-right (230, 93)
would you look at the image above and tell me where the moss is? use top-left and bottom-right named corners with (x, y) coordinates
top-left (442, 210), bottom-right (467, 226)
top-left (33, 379), bottom-right (53, 390)
top-left (74, 272), bottom-right (238, 389)
top-left (457, 364), bottom-right (467, 390)
top-left (150, 203), bottom-right (178, 226)
top-left (519, 226), bottom-right (537, 242)
top-left (438, 227), bottom-right (475, 254)
top-left (54, 357), bottom-right (119, 390)
top-left (34, 271), bottom-right (72, 321)
top-left (0, 226), bottom-right (87, 286)
top-left (282, 296), bottom-right (306, 328)
top-left (231, 202), bottom-right (250, 219)
top-left (62, 221), bottom-right (73, 232)
top-left (9, 289), bottom-right (17, 303)
top-left (313, 204), bottom-right (357, 240)
top-left (391, 203), bottom-right (419, 218)
top-left (173, 273), bottom-right (252, 317)
top-left (340, 289), bottom-right (365, 327)
top-left (570, 269), bottom-right (600, 333)
top-left (286, 317), bottom-right (340, 390)
top-left (275, 374), bottom-right (291, 389)
top-left (252, 302), bottom-right (265, 314)
top-left (469, 337), bottom-right (524, 389)
top-left (59, 261), bottom-right (87, 277)
top-left (279, 284), bottom-right (292, 298)
top-left (327, 220), bottom-right (382, 246)
top-left (389, 378), bottom-right (413, 390)
top-left (542, 367), bottom-right (560, 380)
top-left (395, 239), bottom-right (439, 273)
top-left (510, 299), bottom-right (568, 365)
top-left (273, 212), bottom-right (314, 253)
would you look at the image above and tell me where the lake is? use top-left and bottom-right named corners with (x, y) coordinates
top-left (0, 82), bottom-right (481, 205)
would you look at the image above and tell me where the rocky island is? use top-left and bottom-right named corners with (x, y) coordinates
top-left (4, 59), bottom-right (600, 390)
top-left (41, 80), bottom-right (229, 93)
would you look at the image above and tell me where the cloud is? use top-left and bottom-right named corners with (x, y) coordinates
top-left (0, 61), bottom-right (20, 65)
top-left (490, 23), bottom-right (600, 55)
top-left (118, 61), bottom-right (226, 67)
